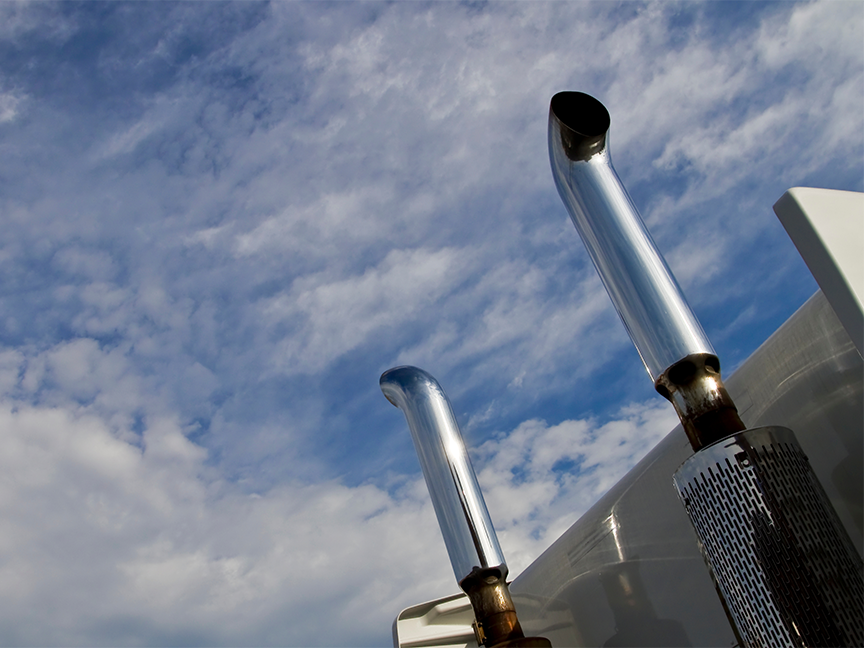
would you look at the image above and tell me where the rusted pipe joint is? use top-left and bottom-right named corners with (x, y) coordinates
top-left (655, 353), bottom-right (745, 451)
top-left (461, 568), bottom-right (552, 648)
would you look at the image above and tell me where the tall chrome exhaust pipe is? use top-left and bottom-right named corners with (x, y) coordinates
top-left (381, 366), bottom-right (551, 648)
top-left (549, 91), bottom-right (863, 647)
top-left (548, 91), bottom-right (742, 452)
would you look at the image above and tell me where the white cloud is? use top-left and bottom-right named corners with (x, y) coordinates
top-left (0, 390), bottom-right (677, 645)
top-left (260, 246), bottom-right (473, 374)
top-left (756, 0), bottom-right (863, 71)
top-left (0, 395), bottom-right (454, 645)
top-left (620, 2), bottom-right (861, 216)
top-left (0, 2), bottom-right (77, 43)
top-left (94, 113), bottom-right (166, 160)
top-left (233, 184), bottom-right (397, 261)
top-left (0, 91), bottom-right (22, 123)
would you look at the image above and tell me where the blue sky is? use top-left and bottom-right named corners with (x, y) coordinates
top-left (0, 1), bottom-right (860, 645)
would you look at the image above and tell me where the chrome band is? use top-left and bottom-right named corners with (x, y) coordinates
top-left (380, 366), bottom-right (507, 583)
top-left (548, 92), bottom-right (714, 383)
top-left (674, 426), bottom-right (864, 647)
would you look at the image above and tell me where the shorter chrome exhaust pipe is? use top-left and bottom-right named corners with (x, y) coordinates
top-left (381, 366), bottom-right (551, 648)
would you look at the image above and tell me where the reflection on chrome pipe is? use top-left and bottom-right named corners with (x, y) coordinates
top-left (381, 366), bottom-right (551, 648)
top-left (548, 91), bottom-right (743, 451)
top-left (547, 91), bottom-right (712, 384)
top-left (380, 366), bottom-right (505, 582)
top-left (548, 91), bottom-right (863, 647)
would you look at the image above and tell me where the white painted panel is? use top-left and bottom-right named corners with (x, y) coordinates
top-left (774, 187), bottom-right (864, 355)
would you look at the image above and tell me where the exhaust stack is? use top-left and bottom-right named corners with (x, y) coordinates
top-left (381, 366), bottom-right (551, 648)
top-left (548, 91), bottom-right (863, 647)
top-left (548, 91), bottom-right (743, 452)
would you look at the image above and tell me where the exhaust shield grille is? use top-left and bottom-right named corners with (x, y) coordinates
top-left (674, 427), bottom-right (863, 647)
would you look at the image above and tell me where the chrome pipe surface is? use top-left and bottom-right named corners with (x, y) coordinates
top-left (380, 366), bottom-right (507, 583)
top-left (548, 91), bottom-right (714, 383)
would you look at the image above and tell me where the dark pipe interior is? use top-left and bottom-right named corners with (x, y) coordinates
top-left (550, 92), bottom-right (610, 138)
top-left (550, 92), bottom-right (610, 161)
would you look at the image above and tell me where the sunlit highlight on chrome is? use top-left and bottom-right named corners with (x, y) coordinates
top-left (608, 512), bottom-right (625, 563)
top-left (380, 366), bottom-right (507, 583)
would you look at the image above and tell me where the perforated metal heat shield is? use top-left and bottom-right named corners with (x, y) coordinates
top-left (674, 426), bottom-right (863, 647)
